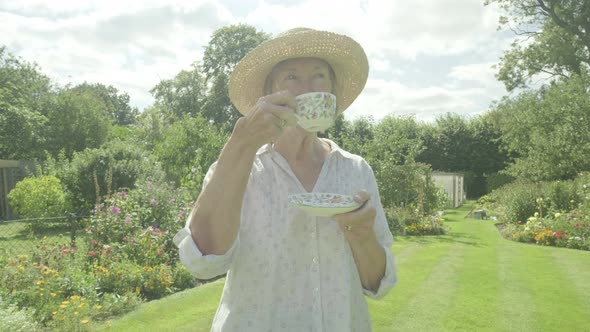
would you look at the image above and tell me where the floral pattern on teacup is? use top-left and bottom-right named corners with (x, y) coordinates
top-left (295, 92), bottom-right (337, 120)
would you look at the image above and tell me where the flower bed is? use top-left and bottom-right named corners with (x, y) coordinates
top-left (0, 180), bottom-right (198, 330)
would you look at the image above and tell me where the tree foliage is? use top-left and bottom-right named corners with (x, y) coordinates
top-left (488, 71), bottom-right (590, 181)
top-left (44, 86), bottom-right (112, 158)
top-left (153, 115), bottom-right (228, 187)
top-left (69, 82), bottom-right (139, 126)
top-left (201, 24), bottom-right (270, 131)
top-left (486, 0), bottom-right (590, 91)
top-left (202, 24), bottom-right (271, 81)
top-left (150, 63), bottom-right (207, 120)
top-left (0, 47), bottom-right (54, 159)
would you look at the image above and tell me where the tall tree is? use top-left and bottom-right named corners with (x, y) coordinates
top-left (417, 113), bottom-right (472, 172)
top-left (0, 46), bottom-right (54, 159)
top-left (150, 63), bottom-right (207, 121)
top-left (488, 72), bottom-right (590, 181)
top-left (45, 86), bottom-right (112, 158)
top-left (70, 82), bottom-right (139, 126)
top-left (201, 24), bottom-right (270, 131)
top-left (486, 0), bottom-right (590, 91)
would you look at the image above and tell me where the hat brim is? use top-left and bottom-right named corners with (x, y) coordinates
top-left (228, 28), bottom-right (369, 115)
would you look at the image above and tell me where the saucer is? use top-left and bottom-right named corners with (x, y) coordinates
top-left (288, 193), bottom-right (361, 217)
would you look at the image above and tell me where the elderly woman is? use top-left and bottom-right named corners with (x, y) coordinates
top-left (174, 27), bottom-right (397, 331)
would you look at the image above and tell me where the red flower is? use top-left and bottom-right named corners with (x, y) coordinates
top-left (87, 251), bottom-right (98, 257)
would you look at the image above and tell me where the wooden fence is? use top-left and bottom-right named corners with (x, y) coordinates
top-left (0, 159), bottom-right (34, 221)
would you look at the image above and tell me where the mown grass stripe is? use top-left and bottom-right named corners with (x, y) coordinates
top-left (496, 241), bottom-right (541, 332)
top-left (548, 247), bottom-right (590, 314)
top-left (385, 242), bottom-right (465, 331)
top-left (496, 239), bottom-right (590, 332)
top-left (369, 238), bottom-right (456, 331)
top-left (441, 220), bottom-right (503, 331)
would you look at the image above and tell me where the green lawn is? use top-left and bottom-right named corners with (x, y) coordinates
top-left (93, 203), bottom-right (590, 332)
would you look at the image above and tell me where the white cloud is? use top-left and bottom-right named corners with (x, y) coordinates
top-left (1, 0), bottom-right (516, 123)
top-left (1, 0), bottom-right (234, 108)
top-left (346, 78), bottom-right (490, 123)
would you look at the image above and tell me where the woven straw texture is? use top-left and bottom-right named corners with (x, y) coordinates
top-left (228, 28), bottom-right (369, 115)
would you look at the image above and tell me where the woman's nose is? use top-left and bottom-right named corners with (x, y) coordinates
top-left (294, 79), bottom-right (313, 96)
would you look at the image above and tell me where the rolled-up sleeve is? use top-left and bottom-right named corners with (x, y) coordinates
top-left (173, 218), bottom-right (240, 280)
top-left (173, 162), bottom-right (240, 280)
top-left (361, 161), bottom-right (398, 299)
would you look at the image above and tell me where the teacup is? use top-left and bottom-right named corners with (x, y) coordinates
top-left (294, 92), bottom-right (337, 132)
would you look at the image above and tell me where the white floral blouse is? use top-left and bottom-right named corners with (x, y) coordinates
top-left (173, 139), bottom-right (397, 332)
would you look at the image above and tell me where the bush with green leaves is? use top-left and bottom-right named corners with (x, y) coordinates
top-left (152, 115), bottom-right (227, 188)
top-left (59, 139), bottom-right (160, 212)
top-left (7, 175), bottom-right (70, 230)
top-left (0, 300), bottom-right (43, 332)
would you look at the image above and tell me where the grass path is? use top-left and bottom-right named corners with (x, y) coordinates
top-left (94, 203), bottom-right (590, 331)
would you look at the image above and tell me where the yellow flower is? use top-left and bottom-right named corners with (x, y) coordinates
top-left (59, 316), bottom-right (65, 321)
top-left (50, 293), bottom-right (57, 297)
top-left (74, 311), bottom-right (79, 315)
top-left (81, 319), bottom-right (90, 324)
top-left (61, 301), bottom-right (70, 305)
top-left (70, 295), bottom-right (81, 300)
top-left (135, 287), bottom-right (140, 293)
top-left (36, 280), bottom-right (45, 286)
top-left (18, 255), bottom-right (28, 261)
top-left (52, 311), bottom-right (57, 315)
top-left (59, 304), bottom-right (67, 309)
top-left (95, 305), bottom-right (103, 310)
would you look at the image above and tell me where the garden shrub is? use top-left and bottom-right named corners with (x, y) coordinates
top-left (59, 139), bottom-right (159, 212)
top-left (487, 180), bottom-right (541, 223)
top-left (374, 162), bottom-right (445, 214)
top-left (7, 175), bottom-right (71, 234)
top-left (0, 301), bottom-right (43, 332)
top-left (404, 216), bottom-right (446, 236)
top-left (7, 175), bottom-right (69, 220)
top-left (491, 172), bottom-right (590, 251)
top-left (485, 172), bottom-right (514, 193)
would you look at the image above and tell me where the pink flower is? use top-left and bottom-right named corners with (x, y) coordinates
top-left (90, 239), bottom-right (98, 244)
top-left (87, 251), bottom-right (98, 257)
top-left (111, 206), bottom-right (121, 215)
top-left (150, 198), bottom-right (158, 206)
top-left (124, 217), bottom-right (132, 224)
top-left (156, 249), bottom-right (164, 255)
top-left (121, 191), bottom-right (127, 199)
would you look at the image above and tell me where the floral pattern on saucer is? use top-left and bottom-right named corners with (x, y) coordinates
top-left (288, 193), bottom-right (360, 217)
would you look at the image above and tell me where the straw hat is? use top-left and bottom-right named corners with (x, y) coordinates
top-left (228, 27), bottom-right (369, 115)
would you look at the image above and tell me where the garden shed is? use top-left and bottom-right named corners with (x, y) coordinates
top-left (432, 171), bottom-right (465, 208)
top-left (0, 160), bottom-right (33, 221)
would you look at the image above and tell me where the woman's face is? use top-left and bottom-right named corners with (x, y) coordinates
top-left (270, 58), bottom-right (333, 97)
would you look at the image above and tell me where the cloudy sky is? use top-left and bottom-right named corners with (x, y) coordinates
top-left (0, 0), bottom-right (517, 123)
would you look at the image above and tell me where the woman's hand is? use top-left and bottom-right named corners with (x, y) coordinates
top-left (333, 190), bottom-right (378, 245)
top-left (231, 90), bottom-right (298, 149)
